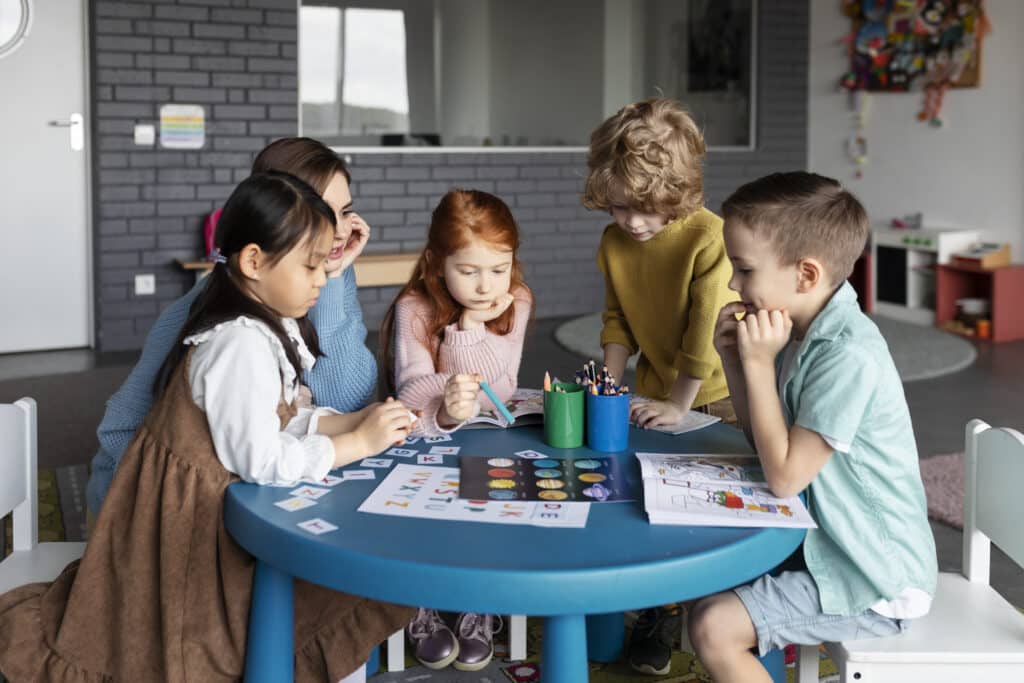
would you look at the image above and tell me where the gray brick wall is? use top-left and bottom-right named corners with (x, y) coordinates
top-left (92, 0), bottom-right (808, 350)
top-left (92, 0), bottom-right (297, 351)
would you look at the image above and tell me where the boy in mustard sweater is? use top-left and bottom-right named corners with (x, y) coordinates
top-left (583, 98), bottom-right (737, 675)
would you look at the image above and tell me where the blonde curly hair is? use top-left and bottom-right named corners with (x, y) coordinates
top-left (583, 98), bottom-right (706, 221)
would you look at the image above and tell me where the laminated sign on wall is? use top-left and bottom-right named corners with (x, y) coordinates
top-left (160, 104), bottom-right (205, 149)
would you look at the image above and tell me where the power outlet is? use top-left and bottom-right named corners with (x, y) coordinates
top-left (134, 273), bottom-right (156, 296)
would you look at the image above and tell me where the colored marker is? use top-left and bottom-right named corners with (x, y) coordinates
top-left (480, 380), bottom-right (516, 425)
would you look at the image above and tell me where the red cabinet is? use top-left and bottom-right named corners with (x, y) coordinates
top-left (935, 263), bottom-right (1024, 342)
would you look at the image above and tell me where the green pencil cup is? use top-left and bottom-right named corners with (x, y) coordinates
top-left (543, 383), bottom-right (585, 448)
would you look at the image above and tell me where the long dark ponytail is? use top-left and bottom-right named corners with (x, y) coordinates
top-left (154, 171), bottom-right (336, 395)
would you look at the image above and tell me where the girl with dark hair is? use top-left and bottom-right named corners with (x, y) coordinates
top-left (379, 189), bottom-right (532, 672)
top-left (88, 137), bottom-right (377, 520)
top-left (0, 172), bottom-right (414, 683)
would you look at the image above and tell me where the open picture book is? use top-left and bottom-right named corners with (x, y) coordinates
top-left (635, 452), bottom-right (816, 529)
top-left (464, 387), bottom-right (544, 428)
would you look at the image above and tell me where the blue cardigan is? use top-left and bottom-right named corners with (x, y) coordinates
top-left (86, 267), bottom-right (378, 515)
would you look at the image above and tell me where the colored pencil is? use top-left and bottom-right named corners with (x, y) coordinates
top-left (479, 380), bottom-right (516, 425)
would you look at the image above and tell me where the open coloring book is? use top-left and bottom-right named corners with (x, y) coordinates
top-left (635, 452), bottom-right (816, 529)
top-left (464, 388), bottom-right (544, 428)
top-left (628, 396), bottom-right (721, 435)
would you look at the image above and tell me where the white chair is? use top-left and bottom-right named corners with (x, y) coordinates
top-left (385, 614), bottom-right (527, 672)
top-left (0, 398), bottom-right (86, 595)
top-left (797, 418), bottom-right (1024, 682)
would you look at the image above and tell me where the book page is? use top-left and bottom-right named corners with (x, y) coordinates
top-left (635, 452), bottom-right (816, 529)
top-left (629, 396), bottom-right (721, 434)
top-left (466, 387), bottom-right (545, 428)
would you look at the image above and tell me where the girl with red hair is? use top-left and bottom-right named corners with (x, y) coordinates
top-left (379, 189), bottom-right (532, 671)
top-left (381, 188), bottom-right (532, 438)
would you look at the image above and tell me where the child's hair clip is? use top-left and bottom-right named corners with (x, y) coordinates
top-left (208, 247), bottom-right (228, 265)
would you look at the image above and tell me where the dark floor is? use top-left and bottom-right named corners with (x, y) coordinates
top-left (2, 315), bottom-right (1022, 607)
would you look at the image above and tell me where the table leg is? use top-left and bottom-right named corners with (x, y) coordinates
top-left (759, 647), bottom-right (785, 683)
top-left (586, 612), bottom-right (624, 662)
top-left (542, 615), bottom-right (588, 683)
top-left (244, 561), bottom-right (294, 683)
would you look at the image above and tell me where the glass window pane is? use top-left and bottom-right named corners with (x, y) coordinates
top-left (300, 0), bottom-right (754, 149)
top-left (300, 6), bottom-right (342, 138)
top-left (341, 8), bottom-right (409, 138)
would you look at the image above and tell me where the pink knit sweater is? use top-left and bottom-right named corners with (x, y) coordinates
top-left (392, 288), bottom-right (532, 436)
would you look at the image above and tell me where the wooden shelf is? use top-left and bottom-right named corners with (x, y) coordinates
top-left (352, 252), bottom-right (419, 287)
top-left (177, 253), bottom-right (419, 288)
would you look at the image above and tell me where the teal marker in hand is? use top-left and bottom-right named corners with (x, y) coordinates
top-left (479, 380), bottom-right (516, 425)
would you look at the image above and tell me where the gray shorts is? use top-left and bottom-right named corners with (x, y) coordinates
top-left (734, 571), bottom-right (907, 657)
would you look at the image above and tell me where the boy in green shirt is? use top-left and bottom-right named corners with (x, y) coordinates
top-left (583, 98), bottom-right (737, 675)
top-left (688, 172), bottom-right (937, 682)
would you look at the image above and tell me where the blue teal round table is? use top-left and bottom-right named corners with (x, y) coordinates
top-left (225, 424), bottom-right (805, 682)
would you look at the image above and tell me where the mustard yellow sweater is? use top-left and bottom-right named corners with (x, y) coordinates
top-left (596, 207), bottom-right (736, 407)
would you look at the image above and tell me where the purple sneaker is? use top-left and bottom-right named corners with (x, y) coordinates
top-left (453, 612), bottom-right (503, 672)
top-left (406, 607), bottom-right (459, 670)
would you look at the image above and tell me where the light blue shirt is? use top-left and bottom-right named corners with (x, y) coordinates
top-left (778, 282), bottom-right (937, 616)
top-left (87, 267), bottom-right (377, 515)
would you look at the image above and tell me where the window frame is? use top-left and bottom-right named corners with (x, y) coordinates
top-left (298, 0), bottom-right (758, 154)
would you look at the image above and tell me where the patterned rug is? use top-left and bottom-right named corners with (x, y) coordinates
top-left (554, 312), bottom-right (976, 383)
top-left (920, 452), bottom-right (964, 529)
top-left (1, 466), bottom-right (87, 559)
top-left (371, 618), bottom-right (839, 682)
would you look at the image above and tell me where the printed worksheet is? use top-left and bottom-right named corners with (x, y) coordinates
top-left (358, 464), bottom-right (590, 528)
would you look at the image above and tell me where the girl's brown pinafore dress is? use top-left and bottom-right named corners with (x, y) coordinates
top-left (0, 348), bottom-right (414, 682)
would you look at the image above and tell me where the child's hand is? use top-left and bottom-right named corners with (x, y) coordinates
top-left (630, 398), bottom-right (687, 430)
top-left (355, 397), bottom-right (413, 454)
top-left (737, 309), bottom-right (792, 366)
top-left (713, 301), bottom-right (748, 365)
top-left (459, 292), bottom-right (515, 329)
top-left (441, 373), bottom-right (482, 424)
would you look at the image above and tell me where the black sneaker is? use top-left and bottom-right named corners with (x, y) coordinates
top-left (627, 606), bottom-right (681, 676)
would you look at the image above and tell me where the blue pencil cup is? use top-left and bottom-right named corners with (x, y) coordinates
top-left (585, 392), bottom-right (630, 452)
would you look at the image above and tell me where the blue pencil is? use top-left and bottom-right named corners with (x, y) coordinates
top-left (479, 380), bottom-right (516, 425)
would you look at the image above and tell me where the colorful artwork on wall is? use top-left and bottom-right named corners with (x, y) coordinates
top-left (841, 0), bottom-right (988, 92)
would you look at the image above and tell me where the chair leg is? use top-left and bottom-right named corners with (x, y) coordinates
top-left (679, 606), bottom-right (692, 652)
top-left (509, 614), bottom-right (527, 661)
top-left (386, 629), bottom-right (405, 673)
top-left (796, 644), bottom-right (818, 683)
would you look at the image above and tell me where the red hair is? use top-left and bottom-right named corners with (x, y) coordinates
top-left (380, 189), bottom-right (531, 394)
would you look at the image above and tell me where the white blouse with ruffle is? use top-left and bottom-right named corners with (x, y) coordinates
top-left (185, 315), bottom-right (338, 486)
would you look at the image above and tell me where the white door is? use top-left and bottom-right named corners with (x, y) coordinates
top-left (0, 0), bottom-right (90, 352)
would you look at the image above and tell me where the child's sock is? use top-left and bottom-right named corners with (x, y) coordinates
top-left (336, 663), bottom-right (366, 683)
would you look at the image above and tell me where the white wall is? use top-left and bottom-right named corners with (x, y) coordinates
top-left (808, 0), bottom-right (1024, 257)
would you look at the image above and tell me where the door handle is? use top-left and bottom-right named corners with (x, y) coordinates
top-left (47, 113), bottom-right (84, 151)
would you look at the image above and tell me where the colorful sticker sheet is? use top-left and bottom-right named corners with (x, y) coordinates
top-left (458, 455), bottom-right (636, 503)
top-left (358, 464), bottom-right (590, 528)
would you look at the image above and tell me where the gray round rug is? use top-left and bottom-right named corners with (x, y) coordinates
top-left (554, 313), bottom-right (976, 383)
